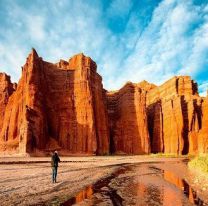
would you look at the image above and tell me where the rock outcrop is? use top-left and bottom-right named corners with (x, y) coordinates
top-left (146, 76), bottom-right (208, 154)
top-left (0, 49), bottom-right (109, 155)
top-left (0, 73), bottom-right (16, 133)
top-left (0, 50), bottom-right (207, 155)
top-left (107, 83), bottom-right (150, 154)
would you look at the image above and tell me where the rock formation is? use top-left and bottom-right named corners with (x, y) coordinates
top-left (146, 76), bottom-right (208, 154)
top-left (0, 49), bottom-right (109, 155)
top-left (0, 73), bottom-right (16, 133)
top-left (107, 83), bottom-right (150, 154)
top-left (0, 49), bottom-right (207, 155)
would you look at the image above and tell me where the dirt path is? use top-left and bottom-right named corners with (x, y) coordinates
top-left (0, 156), bottom-right (207, 205)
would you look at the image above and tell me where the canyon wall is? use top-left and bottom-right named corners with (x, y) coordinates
top-left (107, 83), bottom-right (150, 154)
top-left (0, 49), bottom-right (109, 155)
top-left (0, 73), bottom-right (16, 133)
top-left (0, 50), bottom-right (207, 155)
top-left (146, 76), bottom-right (208, 154)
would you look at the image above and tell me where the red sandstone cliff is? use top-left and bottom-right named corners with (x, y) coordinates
top-left (107, 83), bottom-right (150, 154)
top-left (0, 49), bottom-right (109, 155)
top-left (146, 76), bottom-right (208, 154)
top-left (0, 73), bottom-right (16, 133)
top-left (0, 50), bottom-right (207, 155)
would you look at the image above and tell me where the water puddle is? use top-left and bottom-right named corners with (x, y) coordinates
top-left (61, 165), bottom-right (128, 206)
top-left (147, 166), bottom-right (208, 206)
top-left (163, 169), bottom-right (204, 205)
top-left (61, 185), bottom-right (93, 205)
top-left (61, 164), bottom-right (208, 206)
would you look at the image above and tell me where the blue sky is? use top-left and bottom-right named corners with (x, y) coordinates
top-left (0, 0), bottom-right (208, 95)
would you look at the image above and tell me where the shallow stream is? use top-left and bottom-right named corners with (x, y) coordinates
top-left (61, 163), bottom-right (208, 206)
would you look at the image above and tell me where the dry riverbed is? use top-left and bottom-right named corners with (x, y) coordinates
top-left (0, 156), bottom-right (208, 206)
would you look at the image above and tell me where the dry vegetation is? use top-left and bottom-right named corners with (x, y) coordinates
top-left (188, 154), bottom-right (208, 177)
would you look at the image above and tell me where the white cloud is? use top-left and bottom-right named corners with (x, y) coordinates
top-left (103, 0), bottom-right (208, 91)
top-left (199, 82), bottom-right (208, 97)
top-left (26, 15), bottom-right (46, 42)
top-left (107, 0), bottom-right (133, 18)
top-left (182, 22), bottom-right (208, 75)
top-left (0, 0), bottom-right (207, 96)
top-left (0, 43), bottom-right (27, 82)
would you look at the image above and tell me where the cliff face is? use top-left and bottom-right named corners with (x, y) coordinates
top-left (107, 83), bottom-right (150, 154)
top-left (0, 74), bottom-right (19, 153)
top-left (42, 53), bottom-right (109, 155)
top-left (0, 50), bottom-right (207, 155)
top-left (0, 50), bottom-right (109, 155)
top-left (0, 73), bottom-right (16, 134)
top-left (146, 76), bottom-right (208, 154)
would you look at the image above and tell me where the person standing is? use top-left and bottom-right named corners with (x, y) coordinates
top-left (51, 151), bottom-right (60, 183)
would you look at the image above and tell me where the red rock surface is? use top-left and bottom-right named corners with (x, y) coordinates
top-left (198, 97), bottom-right (208, 153)
top-left (0, 73), bottom-right (16, 132)
top-left (146, 76), bottom-right (208, 154)
top-left (0, 49), bottom-right (109, 155)
top-left (107, 83), bottom-right (150, 154)
top-left (0, 50), bottom-right (207, 155)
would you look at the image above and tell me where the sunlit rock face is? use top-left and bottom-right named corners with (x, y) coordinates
top-left (146, 76), bottom-right (208, 154)
top-left (0, 73), bottom-right (16, 134)
top-left (0, 49), bottom-right (109, 155)
top-left (198, 97), bottom-right (208, 153)
top-left (106, 83), bottom-right (150, 154)
top-left (0, 50), bottom-right (207, 155)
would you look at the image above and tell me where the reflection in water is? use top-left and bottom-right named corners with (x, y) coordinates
top-left (62, 166), bottom-right (126, 206)
top-left (163, 170), bottom-right (205, 206)
top-left (61, 186), bottom-right (93, 205)
top-left (62, 165), bottom-right (207, 206)
top-left (135, 179), bottom-right (183, 206)
top-left (163, 170), bottom-right (184, 206)
top-left (75, 186), bottom-right (93, 203)
top-left (134, 167), bottom-right (207, 206)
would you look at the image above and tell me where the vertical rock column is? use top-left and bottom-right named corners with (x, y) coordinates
top-left (67, 54), bottom-right (109, 154)
top-left (162, 97), bottom-right (184, 154)
top-left (0, 73), bottom-right (16, 132)
top-left (198, 97), bottom-right (208, 153)
top-left (0, 49), bottom-right (48, 154)
top-left (67, 54), bottom-right (97, 153)
top-left (89, 63), bottom-right (109, 155)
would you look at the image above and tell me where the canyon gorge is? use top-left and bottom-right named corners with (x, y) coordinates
top-left (0, 49), bottom-right (207, 155)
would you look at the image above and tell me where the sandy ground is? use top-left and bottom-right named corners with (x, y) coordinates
top-left (0, 156), bottom-right (207, 206)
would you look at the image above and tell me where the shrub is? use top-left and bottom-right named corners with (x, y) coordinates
top-left (188, 154), bottom-right (208, 175)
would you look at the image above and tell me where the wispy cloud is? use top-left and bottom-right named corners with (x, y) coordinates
top-left (107, 0), bottom-right (208, 91)
top-left (199, 81), bottom-right (208, 97)
top-left (0, 0), bottom-right (207, 95)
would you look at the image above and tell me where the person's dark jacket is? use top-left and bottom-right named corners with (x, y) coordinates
top-left (51, 153), bottom-right (60, 167)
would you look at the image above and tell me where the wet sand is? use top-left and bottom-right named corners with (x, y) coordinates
top-left (0, 156), bottom-right (207, 206)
